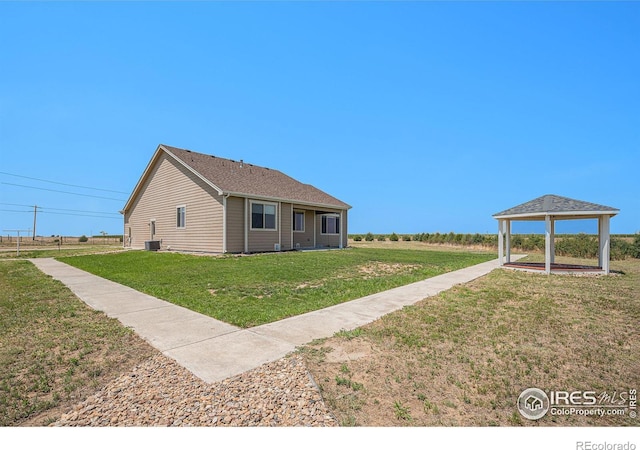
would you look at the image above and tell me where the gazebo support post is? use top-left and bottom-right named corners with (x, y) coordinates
top-left (505, 219), bottom-right (511, 264)
top-left (550, 218), bottom-right (555, 264)
top-left (598, 215), bottom-right (611, 274)
top-left (498, 219), bottom-right (504, 266)
top-left (544, 215), bottom-right (552, 274)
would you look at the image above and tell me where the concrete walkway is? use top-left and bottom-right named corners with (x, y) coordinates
top-left (30, 256), bottom-right (521, 383)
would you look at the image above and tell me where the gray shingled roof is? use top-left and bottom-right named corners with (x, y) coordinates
top-left (163, 145), bottom-right (351, 209)
top-left (493, 194), bottom-right (618, 218)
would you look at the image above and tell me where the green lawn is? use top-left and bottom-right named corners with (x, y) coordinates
top-left (0, 260), bottom-right (153, 426)
top-left (0, 245), bottom-right (124, 259)
top-left (60, 248), bottom-right (495, 327)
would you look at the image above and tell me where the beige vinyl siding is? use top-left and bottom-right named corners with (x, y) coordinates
top-left (246, 205), bottom-right (280, 253)
top-left (315, 209), bottom-right (347, 248)
top-left (225, 196), bottom-right (245, 253)
top-left (125, 153), bottom-right (223, 252)
top-left (280, 203), bottom-right (292, 251)
top-left (292, 207), bottom-right (315, 249)
top-left (246, 199), bottom-right (279, 252)
top-left (247, 228), bottom-right (279, 252)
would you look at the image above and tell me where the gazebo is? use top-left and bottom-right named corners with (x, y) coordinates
top-left (493, 194), bottom-right (619, 274)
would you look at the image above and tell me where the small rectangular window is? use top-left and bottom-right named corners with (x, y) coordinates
top-left (264, 204), bottom-right (276, 229)
top-left (293, 211), bottom-right (305, 232)
top-left (176, 206), bottom-right (186, 228)
top-left (321, 215), bottom-right (340, 235)
top-left (252, 203), bottom-right (264, 229)
top-left (250, 201), bottom-right (277, 230)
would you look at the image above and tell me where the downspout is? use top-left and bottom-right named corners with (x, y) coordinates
top-left (313, 212), bottom-right (317, 249)
top-left (222, 194), bottom-right (230, 254)
top-left (244, 197), bottom-right (249, 253)
top-left (278, 201), bottom-right (282, 251)
top-left (339, 210), bottom-right (344, 249)
top-left (119, 210), bottom-right (125, 249)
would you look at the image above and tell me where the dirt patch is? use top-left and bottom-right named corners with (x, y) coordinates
top-left (295, 282), bottom-right (324, 290)
top-left (357, 262), bottom-right (420, 278)
top-left (322, 340), bottom-right (374, 364)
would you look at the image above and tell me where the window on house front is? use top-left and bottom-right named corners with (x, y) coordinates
top-left (321, 215), bottom-right (340, 235)
top-left (176, 206), bottom-right (186, 228)
top-left (251, 202), bottom-right (277, 230)
top-left (293, 211), bottom-right (305, 232)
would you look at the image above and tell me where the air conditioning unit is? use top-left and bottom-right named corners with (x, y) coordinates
top-left (145, 240), bottom-right (161, 251)
top-left (274, 243), bottom-right (281, 252)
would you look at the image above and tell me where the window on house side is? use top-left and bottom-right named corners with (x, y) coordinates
top-left (251, 202), bottom-right (277, 230)
top-left (321, 215), bottom-right (340, 234)
top-left (176, 206), bottom-right (186, 228)
top-left (293, 211), bottom-right (305, 232)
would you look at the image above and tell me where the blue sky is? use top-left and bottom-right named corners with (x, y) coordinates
top-left (1, 1), bottom-right (638, 237)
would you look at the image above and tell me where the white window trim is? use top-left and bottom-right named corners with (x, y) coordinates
top-left (293, 210), bottom-right (305, 233)
top-left (250, 200), bottom-right (278, 232)
top-left (176, 205), bottom-right (186, 229)
top-left (320, 213), bottom-right (340, 235)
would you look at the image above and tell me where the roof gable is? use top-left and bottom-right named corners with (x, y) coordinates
top-left (160, 145), bottom-right (351, 209)
top-left (493, 194), bottom-right (619, 218)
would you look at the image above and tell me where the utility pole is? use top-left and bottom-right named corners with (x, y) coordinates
top-left (32, 205), bottom-right (38, 240)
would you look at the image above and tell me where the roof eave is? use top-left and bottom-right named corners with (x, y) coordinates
top-left (493, 210), bottom-right (620, 220)
top-left (224, 191), bottom-right (351, 210)
top-left (122, 145), bottom-right (164, 213)
top-left (161, 145), bottom-right (224, 196)
top-left (123, 145), bottom-right (225, 213)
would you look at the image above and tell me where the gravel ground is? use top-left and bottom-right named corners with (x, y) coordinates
top-left (52, 353), bottom-right (337, 427)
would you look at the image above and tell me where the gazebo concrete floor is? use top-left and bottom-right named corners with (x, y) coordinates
top-left (503, 262), bottom-right (605, 275)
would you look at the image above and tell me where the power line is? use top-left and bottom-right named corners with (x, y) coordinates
top-left (43, 206), bottom-right (120, 215)
top-left (0, 171), bottom-right (129, 195)
top-left (40, 211), bottom-right (121, 220)
top-left (0, 202), bottom-right (121, 215)
top-left (0, 208), bottom-right (121, 220)
top-left (0, 202), bottom-right (35, 208)
top-left (1, 182), bottom-right (127, 202)
top-left (1, 199), bottom-right (123, 238)
top-left (0, 209), bottom-right (31, 213)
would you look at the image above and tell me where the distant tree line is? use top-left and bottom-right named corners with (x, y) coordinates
top-left (350, 232), bottom-right (640, 260)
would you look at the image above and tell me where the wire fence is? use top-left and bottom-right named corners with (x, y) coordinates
top-left (0, 235), bottom-right (123, 246)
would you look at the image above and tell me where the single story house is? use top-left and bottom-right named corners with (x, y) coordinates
top-left (122, 144), bottom-right (351, 253)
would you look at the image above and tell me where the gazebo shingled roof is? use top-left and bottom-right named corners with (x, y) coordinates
top-left (493, 194), bottom-right (619, 274)
top-left (493, 194), bottom-right (619, 219)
